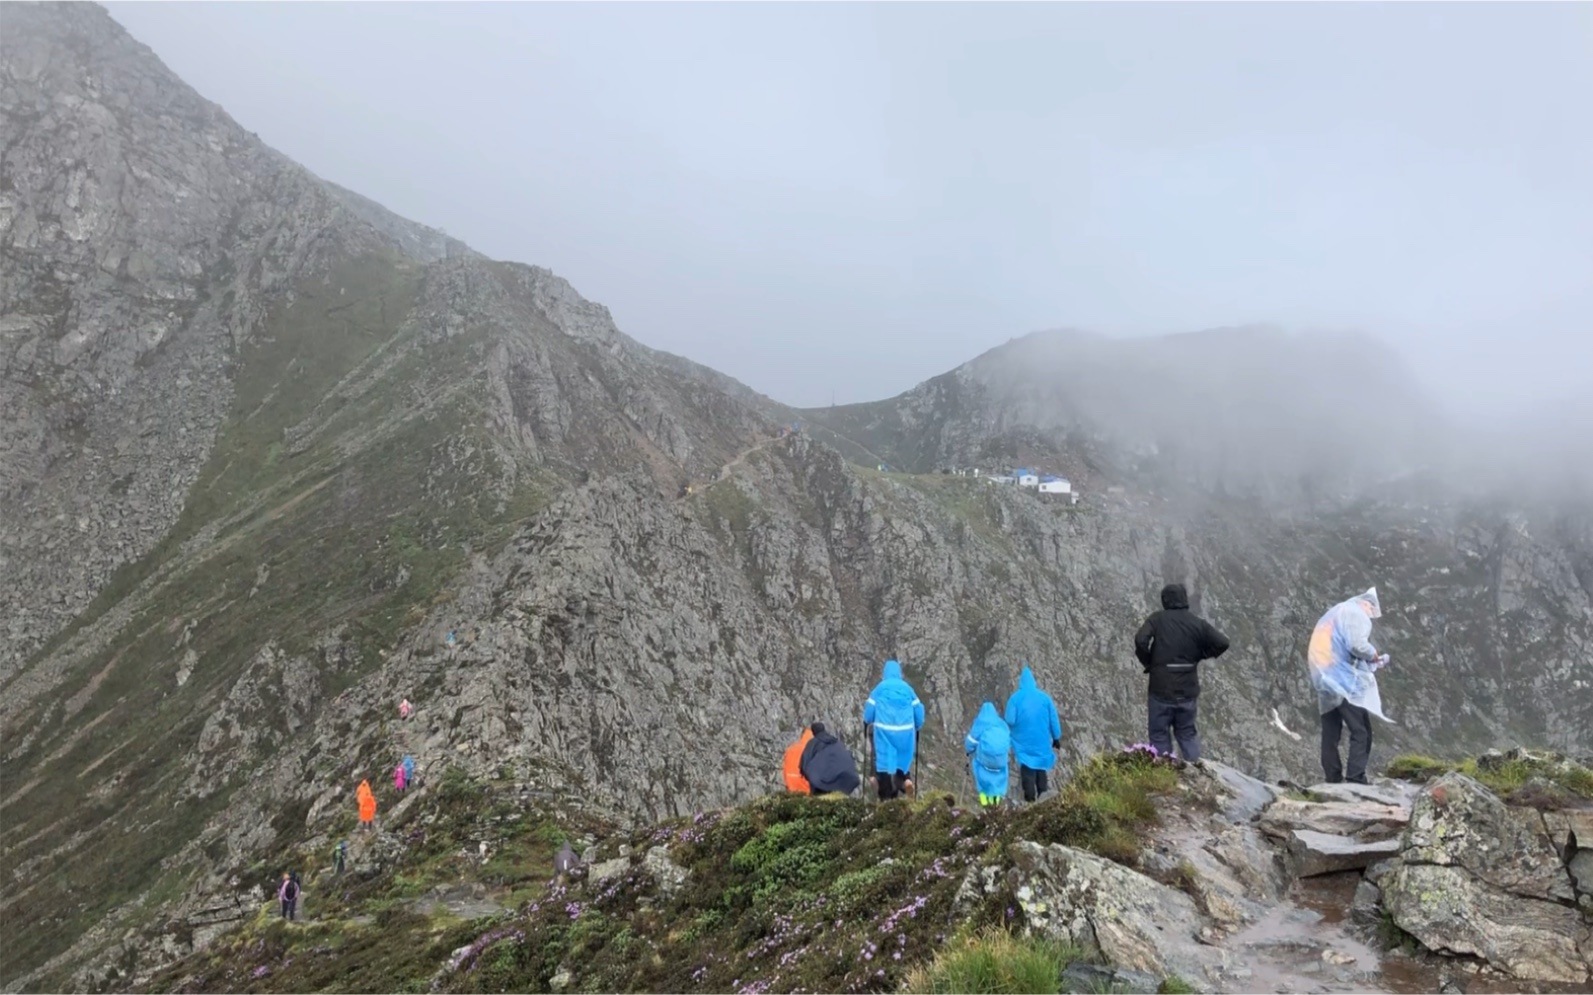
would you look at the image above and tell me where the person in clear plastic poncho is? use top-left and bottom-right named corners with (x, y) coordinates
top-left (1307, 587), bottom-right (1392, 785)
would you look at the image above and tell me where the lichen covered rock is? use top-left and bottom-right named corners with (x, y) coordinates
top-left (1382, 771), bottom-right (1592, 983)
top-left (1006, 840), bottom-right (1227, 989)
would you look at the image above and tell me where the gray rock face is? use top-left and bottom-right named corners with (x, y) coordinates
top-left (1381, 772), bottom-right (1592, 984)
top-left (1260, 798), bottom-right (1411, 842)
top-left (642, 845), bottom-right (690, 898)
top-left (586, 857), bottom-right (630, 886)
top-left (0, 2), bottom-right (451, 675)
top-left (1007, 840), bottom-right (1229, 989)
top-left (1304, 781), bottom-right (1419, 809)
top-left (1286, 829), bottom-right (1402, 878)
top-left (1400, 774), bottom-right (1576, 903)
top-left (1349, 878), bottom-right (1382, 927)
top-left (1382, 862), bottom-right (1590, 984)
top-left (1199, 760), bottom-right (1278, 824)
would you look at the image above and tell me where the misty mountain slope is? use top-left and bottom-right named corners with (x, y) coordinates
top-left (803, 327), bottom-right (1451, 498)
top-left (0, 1), bottom-right (775, 678)
top-left (0, 241), bottom-right (792, 986)
top-left (47, 435), bottom-right (1583, 989)
top-left (0, 5), bottom-right (784, 985)
top-left (0, 1), bottom-right (454, 672)
top-left (3, 4), bottom-right (1592, 992)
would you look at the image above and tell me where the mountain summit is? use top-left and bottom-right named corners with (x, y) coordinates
top-left (2, 4), bottom-right (1590, 991)
top-left (802, 325), bottom-right (1449, 501)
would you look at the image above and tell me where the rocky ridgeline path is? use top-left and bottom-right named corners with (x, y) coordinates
top-left (980, 758), bottom-right (1592, 994)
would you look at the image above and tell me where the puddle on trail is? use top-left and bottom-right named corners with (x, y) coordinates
top-left (1223, 872), bottom-right (1587, 995)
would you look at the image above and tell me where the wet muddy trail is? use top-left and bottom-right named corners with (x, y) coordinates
top-left (1224, 872), bottom-right (1585, 995)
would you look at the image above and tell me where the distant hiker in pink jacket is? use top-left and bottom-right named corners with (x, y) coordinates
top-left (394, 764), bottom-right (408, 793)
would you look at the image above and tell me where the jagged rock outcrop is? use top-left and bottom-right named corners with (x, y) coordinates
top-left (1008, 840), bottom-right (1230, 988)
top-left (1381, 773), bottom-right (1592, 984)
top-left (0, 2), bottom-right (455, 673)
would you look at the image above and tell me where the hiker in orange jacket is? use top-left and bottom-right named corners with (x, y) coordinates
top-left (357, 779), bottom-right (377, 831)
top-left (782, 727), bottom-right (814, 793)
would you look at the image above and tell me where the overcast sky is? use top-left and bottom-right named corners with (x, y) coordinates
top-left (107, 2), bottom-right (1591, 416)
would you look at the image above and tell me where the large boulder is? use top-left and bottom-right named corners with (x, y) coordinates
top-left (1543, 809), bottom-right (1593, 860)
top-left (1006, 840), bottom-right (1228, 990)
top-left (1382, 772), bottom-right (1592, 984)
top-left (1382, 863), bottom-right (1590, 984)
top-left (1400, 773), bottom-right (1575, 902)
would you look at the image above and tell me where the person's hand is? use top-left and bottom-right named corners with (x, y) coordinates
top-left (1052, 739), bottom-right (1061, 750)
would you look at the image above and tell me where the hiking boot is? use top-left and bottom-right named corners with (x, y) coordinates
top-left (902, 778), bottom-right (916, 799)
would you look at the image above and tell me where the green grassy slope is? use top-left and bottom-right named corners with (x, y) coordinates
top-left (0, 253), bottom-right (557, 985)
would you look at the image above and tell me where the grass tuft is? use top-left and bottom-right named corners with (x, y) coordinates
top-left (1386, 750), bottom-right (1593, 802)
top-left (901, 926), bottom-right (1084, 995)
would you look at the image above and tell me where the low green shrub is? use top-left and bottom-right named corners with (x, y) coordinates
top-left (902, 927), bottom-right (1084, 994)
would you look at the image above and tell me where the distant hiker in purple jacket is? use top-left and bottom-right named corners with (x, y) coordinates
top-left (278, 872), bottom-right (299, 921)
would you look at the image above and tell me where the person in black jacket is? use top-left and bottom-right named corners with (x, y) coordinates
top-left (799, 723), bottom-right (862, 796)
top-left (1133, 583), bottom-right (1231, 763)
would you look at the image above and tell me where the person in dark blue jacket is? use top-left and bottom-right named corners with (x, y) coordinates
top-left (798, 723), bottom-right (862, 796)
top-left (1004, 666), bottom-right (1063, 802)
top-left (863, 660), bottom-right (926, 800)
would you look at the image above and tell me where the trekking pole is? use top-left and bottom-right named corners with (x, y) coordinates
top-left (866, 724), bottom-right (878, 803)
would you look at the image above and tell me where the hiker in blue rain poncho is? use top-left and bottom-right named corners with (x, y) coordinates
top-left (1308, 587), bottom-right (1393, 785)
top-left (863, 660), bottom-right (925, 801)
top-left (1004, 666), bottom-right (1063, 802)
top-left (964, 702), bottom-right (1012, 808)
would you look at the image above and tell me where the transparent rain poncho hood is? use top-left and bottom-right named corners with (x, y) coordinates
top-left (1307, 588), bottom-right (1393, 722)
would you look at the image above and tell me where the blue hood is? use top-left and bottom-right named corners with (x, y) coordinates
top-left (1005, 666), bottom-right (1062, 771)
top-left (966, 701), bottom-right (1011, 798)
top-left (864, 659), bottom-right (924, 773)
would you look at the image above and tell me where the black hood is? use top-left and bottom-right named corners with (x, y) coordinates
top-left (1161, 583), bottom-right (1190, 610)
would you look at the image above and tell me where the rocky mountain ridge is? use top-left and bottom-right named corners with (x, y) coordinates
top-left (128, 749), bottom-right (1593, 995)
top-left (799, 325), bottom-right (1455, 504)
top-left (3, 3), bottom-right (1593, 992)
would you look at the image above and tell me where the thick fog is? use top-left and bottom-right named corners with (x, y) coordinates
top-left (108, 3), bottom-right (1591, 435)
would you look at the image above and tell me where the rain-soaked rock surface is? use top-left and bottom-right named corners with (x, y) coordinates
top-left (1379, 772), bottom-right (1592, 984)
top-left (1137, 762), bottom-right (1593, 993)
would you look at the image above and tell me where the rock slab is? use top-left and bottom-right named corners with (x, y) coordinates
top-left (1007, 840), bottom-right (1228, 989)
top-left (1260, 797), bottom-right (1410, 842)
top-left (1287, 829), bottom-right (1400, 877)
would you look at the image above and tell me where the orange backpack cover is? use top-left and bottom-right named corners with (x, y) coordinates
top-left (782, 729), bottom-right (814, 793)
